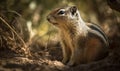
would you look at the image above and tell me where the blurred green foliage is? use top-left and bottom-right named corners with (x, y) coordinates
top-left (0, 0), bottom-right (120, 40)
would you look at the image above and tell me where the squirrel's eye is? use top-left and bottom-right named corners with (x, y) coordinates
top-left (58, 9), bottom-right (65, 15)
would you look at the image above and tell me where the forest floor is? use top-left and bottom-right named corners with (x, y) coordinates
top-left (0, 37), bottom-right (120, 71)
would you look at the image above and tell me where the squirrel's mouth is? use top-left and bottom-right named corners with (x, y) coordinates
top-left (47, 20), bottom-right (58, 25)
top-left (47, 15), bottom-right (58, 25)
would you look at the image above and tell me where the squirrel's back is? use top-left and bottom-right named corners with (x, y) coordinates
top-left (87, 23), bottom-right (109, 47)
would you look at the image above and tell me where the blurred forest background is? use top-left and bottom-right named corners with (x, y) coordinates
top-left (0, 0), bottom-right (120, 71)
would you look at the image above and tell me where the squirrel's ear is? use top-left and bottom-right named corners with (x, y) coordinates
top-left (70, 6), bottom-right (77, 15)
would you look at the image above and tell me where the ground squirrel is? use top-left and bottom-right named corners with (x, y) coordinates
top-left (47, 6), bottom-right (109, 66)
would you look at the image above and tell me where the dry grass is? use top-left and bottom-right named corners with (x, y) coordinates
top-left (0, 10), bottom-right (30, 57)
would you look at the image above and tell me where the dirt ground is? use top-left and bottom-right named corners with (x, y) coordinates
top-left (0, 37), bottom-right (120, 71)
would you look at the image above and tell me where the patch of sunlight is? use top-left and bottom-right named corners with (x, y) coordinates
top-left (41, 34), bottom-right (51, 41)
top-left (37, 21), bottom-right (58, 41)
top-left (27, 21), bottom-right (36, 38)
top-left (53, 61), bottom-right (68, 70)
top-left (38, 22), bottom-right (49, 37)
top-left (41, 31), bottom-right (58, 42)
top-left (29, 1), bottom-right (36, 10)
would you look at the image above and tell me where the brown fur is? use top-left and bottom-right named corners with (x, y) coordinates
top-left (47, 6), bottom-right (108, 66)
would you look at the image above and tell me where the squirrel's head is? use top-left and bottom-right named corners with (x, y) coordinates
top-left (47, 6), bottom-right (80, 28)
